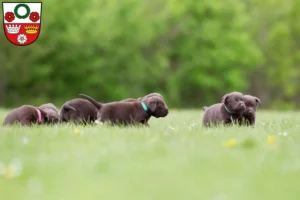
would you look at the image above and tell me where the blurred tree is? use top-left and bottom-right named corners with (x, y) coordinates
top-left (1, 0), bottom-right (261, 108)
top-left (246, 0), bottom-right (300, 109)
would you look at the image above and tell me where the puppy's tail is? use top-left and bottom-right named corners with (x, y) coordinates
top-left (79, 94), bottom-right (102, 110)
top-left (202, 106), bottom-right (208, 111)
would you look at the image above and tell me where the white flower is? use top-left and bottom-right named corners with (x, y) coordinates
top-left (8, 158), bottom-right (23, 177)
top-left (279, 132), bottom-right (289, 137)
top-left (189, 123), bottom-right (196, 130)
top-left (17, 34), bottom-right (27, 44)
top-left (21, 136), bottom-right (30, 145)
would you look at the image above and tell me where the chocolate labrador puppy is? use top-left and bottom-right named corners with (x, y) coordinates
top-left (60, 98), bottom-right (99, 124)
top-left (3, 105), bottom-right (50, 126)
top-left (238, 95), bottom-right (261, 126)
top-left (79, 93), bottom-right (169, 126)
top-left (121, 93), bottom-right (166, 125)
top-left (39, 103), bottom-right (60, 124)
top-left (202, 92), bottom-right (246, 127)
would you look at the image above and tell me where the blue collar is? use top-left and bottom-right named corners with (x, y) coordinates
top-left (141, 102), bottom-right (149, 112)
top-left (224, 105), bottom-right (235, 114)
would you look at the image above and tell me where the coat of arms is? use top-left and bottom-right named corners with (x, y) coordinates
top-left (2, 2), bottom-right (42, 46)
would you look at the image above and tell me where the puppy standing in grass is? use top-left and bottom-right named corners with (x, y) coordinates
top-left (79, 93), bottom-right (169, 126)
top-left (3, 104), bottom-right (59, 126)
top-left (202, 92), bottom-right (246, 127)
top-left (121, 93), bottom-right (166, 125)
top-left (238, 95), bottom-right (261, 126)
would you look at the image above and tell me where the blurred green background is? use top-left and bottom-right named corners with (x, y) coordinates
top-left (1, 0), bottom-right (299, 109)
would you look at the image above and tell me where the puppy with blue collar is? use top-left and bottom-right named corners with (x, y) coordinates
top-left (121, 92), bottom-right (166, 125)
top-left (79, 93), bottom-right (168, 126)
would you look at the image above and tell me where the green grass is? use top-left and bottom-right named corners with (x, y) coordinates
top-left (0, 109), bottom-right (300, 200)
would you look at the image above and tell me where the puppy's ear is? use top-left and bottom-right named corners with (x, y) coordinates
top-left (38, 109), bottom-right (49, 122)
top-left (64, 105), bottom-right (76, 112)
top-left (39, 109), bottom-right (47, 117)
top-left (147, 98), bottom-right (157, 112)
top-left (221, 94), bottom-right (229, 103)
top-left (255, 97), bottom-right (261, 105)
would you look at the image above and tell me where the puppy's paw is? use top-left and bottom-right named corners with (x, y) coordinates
top-left (95, 119), bottom-right (104, 125)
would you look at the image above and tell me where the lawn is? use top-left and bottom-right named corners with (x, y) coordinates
top-left (0, 109), bottom-right (299, 200)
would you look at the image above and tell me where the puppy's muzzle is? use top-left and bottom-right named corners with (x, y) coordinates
top-left (245, 109), bottom-right (255, 116)
top-left (153, 109), bottom-right (168, 118)
top-left (237, 103), bottom-right (246, 112)
top-left (161, 109), bottom-right (169, 117)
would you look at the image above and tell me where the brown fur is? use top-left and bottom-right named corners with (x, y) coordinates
top-left (121, 92), bottom-right (165, 102)
top-left (202, 92), bottom-right (246, 127)
top-left (120, 93), bottom-right (166, 125)
top-left (3, 105), bottom-right (49, 126)
top-left (39, 103), bottom-right (60, 124)
top-left (239, 95), bottom-right (261, 126)
top-left (79, 93), bottom-right (169, 126)
top-left (120, 98), bottom-right (137, 102)
top-left (60, 98), bottom-right (99, 124)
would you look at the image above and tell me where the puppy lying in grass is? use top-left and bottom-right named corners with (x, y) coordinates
top-left (202, 92), bottom-right (246, 127)
top-left (79, 93), bottom-right (169, 126)
top-left (3, 103), bottom-right (60, 126)
top-left (38, 103), bottom-right (60, 124)
top-left (238, 95), bottom-right (261, 126)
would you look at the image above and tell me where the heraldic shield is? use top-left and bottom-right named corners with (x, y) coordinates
top-left (2, 2), bottom-right (42, 46)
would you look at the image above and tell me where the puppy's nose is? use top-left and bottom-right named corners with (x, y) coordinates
top-left (163, 109), bottom-right (169, 116)
top-left (241, 104), bottom-right (246, 111)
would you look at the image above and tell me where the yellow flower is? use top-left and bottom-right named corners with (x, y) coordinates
top-left (267, 136), bottom-right (275, 144)
top-left (4, 166), bottom-right (14, 179)
top-left (224, 138), bottom-right (237, 148)
top-left (74, 129), bottom-right (80, 134)
top-left (0, 160), bottom-right (23, 179)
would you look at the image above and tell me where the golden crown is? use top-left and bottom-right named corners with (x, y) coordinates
top-left (24, 25), bottom-right (39, 34)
